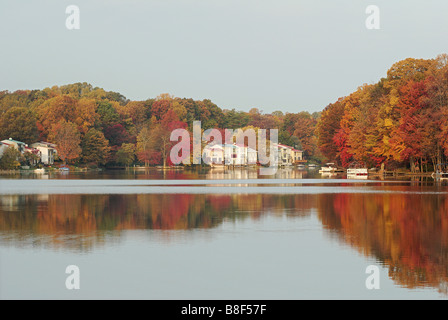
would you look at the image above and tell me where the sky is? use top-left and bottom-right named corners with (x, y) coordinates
top-left (1, 0), bottom-right (447, 113)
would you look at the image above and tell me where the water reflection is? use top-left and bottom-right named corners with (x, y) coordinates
top-left (0, 167), bottom-right (314, 181)
top-left (0, 190), bottom-right (447, 294)
top-left (317, 192), bottom-right (448, 294)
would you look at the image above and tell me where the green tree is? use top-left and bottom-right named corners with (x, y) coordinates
top-left (0, 147), bottom-right (23, 169)
top-left (96, 101), bottom-right (120, 128)
top-left (116, 143), bottom-right (136, 166)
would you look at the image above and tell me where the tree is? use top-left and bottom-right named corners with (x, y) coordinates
top-left (123, 100), bottom-right (150, 131)
top-left (136, 126), bottom-right (156, 166)
top-left (293, 112), bottom-right (317, 159)
top-left (96, 101), bottom-right (120, 129)
top-left (387, 58), bottom-right (434, 83)
top-left (316, 99), bottom-right (345, 163)
top-left (136, 110), bottom-right (187, 167)
top-left (81, 128), bottom-right (110, 165)
top-left (0, 147), bottom-right (23, 169)
top-left (36, 95), bottom-right (78, 139)
top-left (48, 120), bottom-right (81, 164)
top-left (116, 143), bottom-right (136, 167)
top-left (0, 107), bottom-right (38, 143)
top-left (104, 124), bottom-right (133, 146)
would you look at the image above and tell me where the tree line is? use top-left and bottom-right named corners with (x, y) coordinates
top-left (317, 54), bottom-right (448, 172)
top-left (1, 54), bottom-right (447, 170)
top-left (0, 84), bottom-right (321, 167)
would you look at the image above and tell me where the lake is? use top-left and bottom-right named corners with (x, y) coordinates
top-left (0, 168), bottom-right (447, 299)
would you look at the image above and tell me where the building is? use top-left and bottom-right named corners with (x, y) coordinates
top-left (1, 138), bottom-right (26, 153)
top-left (276, 144), bottom-right (304, 166)
top-left (24, 145), bottom-right (41, 166)
top-left (202, 143), bottom-right (224, 165)
top-left (30, 142), bottom-right (57, 165)
top-left (0, 138), bottom-right (41, 167)
top-left (247, 147), bottom-right (257, 165)
top-left (277, 144), bottom-right (293, 166)
top-left (202, 142), bottom-right (303, 167)
top-left (223, 144), bottom-right (247, 166)
top-left (291, 148), bottom-right (304, 164)
top-left (203, 143), bottom-right (255, 166)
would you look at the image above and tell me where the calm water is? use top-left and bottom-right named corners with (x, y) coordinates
top-left (1, 169), bottom-right (447, 299)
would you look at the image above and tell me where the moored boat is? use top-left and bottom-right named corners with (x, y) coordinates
top-left (319, 163), bottom-right (341, 174)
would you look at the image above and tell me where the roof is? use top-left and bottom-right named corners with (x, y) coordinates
top-left (31, 141), bottom-right (57, 149)
top-left (24, 146), bottom-right (40, 154)
top-left (277, 144), bottom-right (293, 149)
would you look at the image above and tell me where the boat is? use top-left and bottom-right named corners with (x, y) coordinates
top-left (319, 163), bottom-right (339, 174)
top-left (59, 166), bottom-right (69, 172)
top-left (431, 172), bottom-right (448, 179)
top-left (432, 164), bottom-right (448, 180)
top-left (34, 168), bottom-right (45, 174)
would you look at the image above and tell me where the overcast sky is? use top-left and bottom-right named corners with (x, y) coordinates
top-left (1, 0), bottom-right (447, 113)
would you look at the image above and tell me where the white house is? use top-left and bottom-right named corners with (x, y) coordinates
top-left (1, 138), bottom-right (26, 153)
top-left (202, 143), bottom-right (224, 165)
top-left (223, 144), bottom-right (248, 166)
top-left (247, 147), bottom-right (257, 165)
top-left (30, 142), bottom-right (57, 165)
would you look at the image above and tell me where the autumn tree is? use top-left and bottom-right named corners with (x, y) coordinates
top-left (316, 99), bottom-right (345, 163)
top-left (81, 128), bottom-right (111, 165)
top-left (48, 120), bottom-right (81, 164)
top-left (0, 107), bottom-right (38, 143)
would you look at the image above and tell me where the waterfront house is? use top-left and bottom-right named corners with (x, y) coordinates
top-left (223, 144), bottom-right (247, 166)
top-left (0, 138), bottom-right (26, 153)
top-left (277, 144), bottom-right (293, 166)
top-left (24, 145), bottom-right (41, 166)
top-left (202, 143), bottom-right (224, 165)
top-left (291, 148), bottom-right (304, 164)
top-left (247, 147), bottom-right (257, 165)
top-left (30, 142), bottom-right (57, 165)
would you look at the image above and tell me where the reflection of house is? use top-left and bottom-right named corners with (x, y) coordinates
top-left (30, 142), bottom-right (57, 165)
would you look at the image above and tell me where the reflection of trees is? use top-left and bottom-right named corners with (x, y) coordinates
top-left (3, 189), bottom-right (446, 294)
top-left (0, 194), bottom-right (315, 251)
top-left (317, 190), bottom-right (448, 294)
